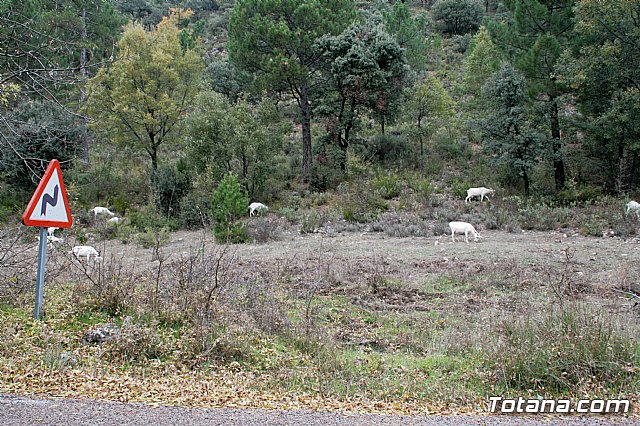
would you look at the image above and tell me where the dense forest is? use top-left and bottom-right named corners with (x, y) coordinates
top-left (1, 0), bottom-right (639, 234)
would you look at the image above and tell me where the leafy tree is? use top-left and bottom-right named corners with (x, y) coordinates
top-left (559, 0), bottom-right (640, 192)
top-left (210, 173), bottom-right (250, 243)
top-left (204, 59), bottom-right (254, 103)
top-left (186, 91), bottom-right (286, 200)
top-left (383, 1), bottom-right (431, 71)
top-left (0, 0), bottom-right (123, 170)
top-left (227, 0), bottom-right (357, 181)
top-left (85, 11), bottom-right (204, 171)
top-left (463, 26), bottom-right (501, 95)
top-left (316, 20), bottom-right (408, 169)
top-left (486, 0), bottom-right (576, 191)
top-left (431, 0), bottom-right (483, 36)
top-left (481, 64), bottom-right (545, 196)
top-left (404, 75), bottom-right (455, 169)
top-left (0, 100), bottom-right (83, 191)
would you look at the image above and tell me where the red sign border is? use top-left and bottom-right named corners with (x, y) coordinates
top-left (21, 159), bottom-right (73, 228)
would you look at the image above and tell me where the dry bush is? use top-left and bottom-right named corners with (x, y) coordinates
top-left (0, 227), bottom-right (37, 305)
top-left (246, 216), bottom-right (285, 242)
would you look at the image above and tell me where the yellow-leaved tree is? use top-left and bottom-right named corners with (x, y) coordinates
top-left (85, 9), bottom-right (203, 171)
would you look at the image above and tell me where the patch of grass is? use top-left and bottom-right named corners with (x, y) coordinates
top-left (488, 303), bottom-right (639, 395)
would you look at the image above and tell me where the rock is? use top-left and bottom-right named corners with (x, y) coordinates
top-left (82, 323), bottom-right (120, 345)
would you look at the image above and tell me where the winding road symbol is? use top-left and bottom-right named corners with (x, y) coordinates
top-left (40, 185), bottom-right (59, 215)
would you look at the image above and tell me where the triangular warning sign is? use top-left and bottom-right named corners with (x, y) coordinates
top-left (22, 159), bottom-right (73, 228)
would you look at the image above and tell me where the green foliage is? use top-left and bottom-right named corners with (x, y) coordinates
top-left (403, 75), bottom-right (455, 168)
top-left (316, 19), bottom-right (408, 160)
top-left (449, 178), bottom-right (472, 199)
top-left (383, 1), bottom-right (431, 71)
top-left (481, 64), bottom-right (545, 196)
top-left (129, 204), bottom-right (178, 231)
top-left (211, 174), bottom-right (250, 243)
top-left (559, 0), bottom-right (640, 192)
top-left (185, 92), bottom-right (286, 201)
top-left (373, 173), bottom-right (402, 200)
top-left (486, 0), bottom-right (576, 191)
top-left (228, 0), bottom-right (357, 178)
top-left (341, 182), bottom-right (388, 223)
top-left (150, 162), bottom-right (191, 219)
top-left (364, 134), bottom-right (416, 168)
top-left (309, 136), bottom-right (345, 192)
top-left (204, 59), bottom-right (254, 102)
top-left (85, 13), bottom-right (204, 171)
top-left (463, 26), bottom-right (501, 95)
top-left (556, 184), bottom-right (602, 206)
top-left (0, 100), bottom-right (83, 191)
top-left (178, 191), bottom-right (211, 230)
top-left (431, 0), bottom-right (483, 36)
top-left (137, 226), bottom-right (171, 249)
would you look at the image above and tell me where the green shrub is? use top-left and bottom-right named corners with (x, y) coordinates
top-left (129, 204), bottom-right (177, 231)
top-left (309, 138), bottom-right (345, 191)
top-left (364, 134), bottom-right (416, 167)
top-left (179, 191), bottom-right (211, 230)
top-left (556, 184), bottom-right (602, 206)
top-left (373, 173), bottom-right (402, 200)
top-left (150, 162), bottom-right (191, 219)
top-left (342, 184), bottom-right (388, 223)
top-left (449, 178), bottom-right (472, 199)
top-left (211, 174), bottom-right (250, 243)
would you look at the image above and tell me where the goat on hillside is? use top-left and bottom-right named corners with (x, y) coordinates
top-left (71, 245), bottom-right (102, 264)
top-left (465, 187), bottom-right (495, 203)
top-left (626, 200), bottom-right (640, 220)
top-left (449, 221), bottom-right (480, 243)
top-left (249, 202), bottom-right (268, 216)
top-left (90, 206), bottom-right (115, 220)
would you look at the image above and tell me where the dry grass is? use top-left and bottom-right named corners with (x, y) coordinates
top-left (0, 223), bottom-right (639, 414)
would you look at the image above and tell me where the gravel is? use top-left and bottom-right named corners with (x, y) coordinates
top-left (1, 394), bottom-right (637, 426)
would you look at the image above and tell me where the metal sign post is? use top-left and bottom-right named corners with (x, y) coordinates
top-left (33, 227), bottom-right (49, 319)
top-left (21, 159), bottom-right (73, 320)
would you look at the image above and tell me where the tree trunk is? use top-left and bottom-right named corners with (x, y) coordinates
top-left (549, 95), bottom-right (565, 191)
top-left (79, 8), bottom-right (90, 164)
top-left (299, 85), bottom-right (312, 182)
top-left (523, 169), bottom-right (530, 197)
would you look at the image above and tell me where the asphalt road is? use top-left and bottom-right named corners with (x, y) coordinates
top-left (1, 394), bottom-right (637, 426)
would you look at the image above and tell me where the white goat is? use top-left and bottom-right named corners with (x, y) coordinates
top-left (47, 227), bottom-right (59, 236)
top-left (37, 235), bottom-right (65, 249)
top-left (107, 216), bottom-right (123, 224)
top-left (72, 245), bottom-right (102, 264)
top-left (449, 221), bottom-right (480, 243)
top-left (465, 187), bottom-right (495, 203)
top-left (90, 206), bottom-right (115, 219)
top-left (626, 200), bottom-right (640, 220)
top-left (249, 202), bottom-right (268, 216)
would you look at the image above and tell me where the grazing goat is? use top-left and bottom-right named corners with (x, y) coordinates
top-left (626, 200), bottom-right (640, 220)
top-left (71, 245), bottom-right (102, 264)
top-left (90, 206), bottom-right (115, 219)
top-left (249, 202), bottom-right (268, 216)
top-left (465, 187), bottom-right (495, 203)
top-left (37, 235), bottom-right (65, 249)
top-left (449, 221), bottom-right (479, 243)
top-left (107, 216), bottom-right (123, 224)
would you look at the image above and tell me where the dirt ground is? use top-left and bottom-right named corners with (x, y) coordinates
top-left (64, 226), bottom-right (640, 290)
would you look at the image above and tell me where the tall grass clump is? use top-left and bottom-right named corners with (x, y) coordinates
top-left (489, 303), bottom-right (638, 395)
